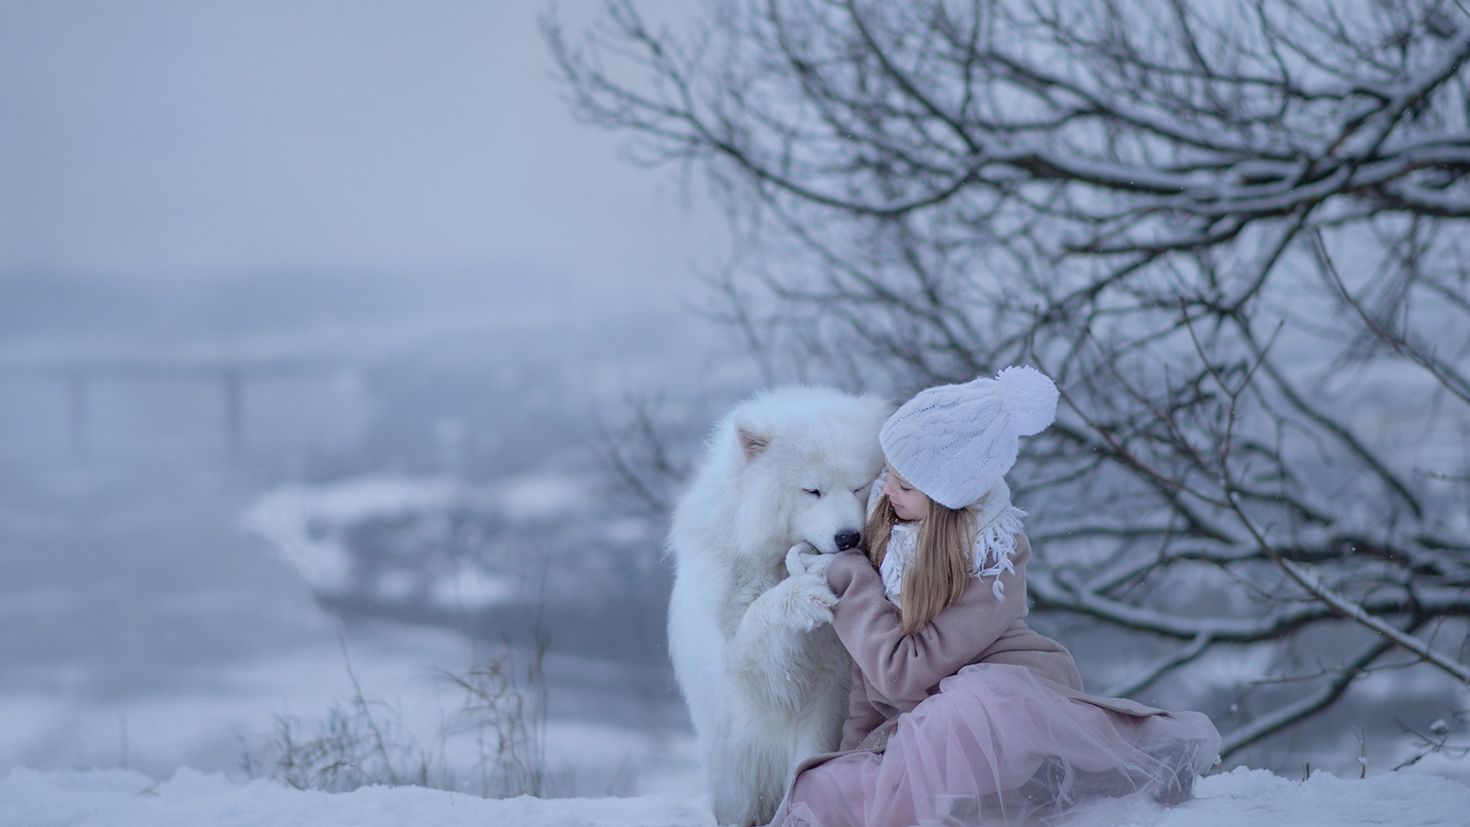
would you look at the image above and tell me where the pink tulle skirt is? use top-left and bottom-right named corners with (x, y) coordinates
top-left (773, 663), bottom-right (1220, 827)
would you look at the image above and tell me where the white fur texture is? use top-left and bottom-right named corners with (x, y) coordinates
top-left (667, 386), bottom-right (890, 826)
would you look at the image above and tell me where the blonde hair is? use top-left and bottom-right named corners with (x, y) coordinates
top-left (861, 493), bottom-right (977, 635)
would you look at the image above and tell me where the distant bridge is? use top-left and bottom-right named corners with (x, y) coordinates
top-left (0, 357), bottom-right (349, 460)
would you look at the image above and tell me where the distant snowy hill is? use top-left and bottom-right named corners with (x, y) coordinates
top-left (4, 765), bottom-right (1467, 827)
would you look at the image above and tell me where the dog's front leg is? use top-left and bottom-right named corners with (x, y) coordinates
top-left (727, 572), bottom-right (837, 712)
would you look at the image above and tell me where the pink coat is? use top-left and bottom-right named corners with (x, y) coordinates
top-left (796, 533), bottom-right (1167, 775)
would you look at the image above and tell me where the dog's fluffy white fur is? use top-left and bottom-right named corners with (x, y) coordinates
top-left (667, 386), bottom-right (890, 826)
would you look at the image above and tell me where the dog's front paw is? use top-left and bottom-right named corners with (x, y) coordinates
top-left (780, 573), bottom-right (838, 631)
top-left (801, 550), bottom-right (836, 579)
top-left (786, 543), bottom-right (834, 579)
top-left (784, 542), bottom-right (814, 577)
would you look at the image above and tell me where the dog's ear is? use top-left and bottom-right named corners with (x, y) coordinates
top-left (737, 427), bottom-right (771, 460)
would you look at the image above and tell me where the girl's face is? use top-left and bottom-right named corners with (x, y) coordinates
top-left (882, 462), bottom-right (929, 522)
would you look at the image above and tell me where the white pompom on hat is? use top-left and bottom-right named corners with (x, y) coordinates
top-left (879, 365), bottom-right (1059, 510)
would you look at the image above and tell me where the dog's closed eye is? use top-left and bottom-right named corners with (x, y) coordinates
top-left (802, 488), bottom-right (822, 497)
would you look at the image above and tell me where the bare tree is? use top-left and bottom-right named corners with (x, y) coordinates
top-left (546, 0), bottom-right (1470, 763)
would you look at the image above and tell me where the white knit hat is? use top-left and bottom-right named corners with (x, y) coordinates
top-left (879, 365), bottom-right (1059, 510)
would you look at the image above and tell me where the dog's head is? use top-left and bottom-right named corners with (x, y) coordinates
top-left (727, 387), bottom-right (891, 558)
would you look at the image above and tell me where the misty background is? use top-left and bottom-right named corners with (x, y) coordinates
top-left (0, 0), bottom-right (749, 796)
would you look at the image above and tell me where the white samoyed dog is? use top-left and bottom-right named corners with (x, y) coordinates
top-left (667, 386), bottom-right (890, 826)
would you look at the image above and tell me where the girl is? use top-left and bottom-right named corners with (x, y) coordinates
top-left (764, 366), bottom-right (1221, 827)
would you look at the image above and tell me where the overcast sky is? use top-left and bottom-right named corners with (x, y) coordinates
top-left (0, 0), bottom-right (720, 305)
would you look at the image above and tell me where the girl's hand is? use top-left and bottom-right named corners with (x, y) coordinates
top-left (785, 542), bottom-right (833, 578)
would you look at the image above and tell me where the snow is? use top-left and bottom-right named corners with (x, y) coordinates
top-left (240, 476), bottom-right (518, 610)
top-left (0, 768), bottom-right (715, 827)
top-left (239, 470), bottom-right (603, 611)
top-left (241, 476), bottom-right (456, 595)
top-left (3, 765), bottom-right (1467, 827)
top-left (490, 471), bottom-right (590, 522)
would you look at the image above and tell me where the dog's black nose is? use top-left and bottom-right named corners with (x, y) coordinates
top-left (834, 530), bottom-right (860, 551)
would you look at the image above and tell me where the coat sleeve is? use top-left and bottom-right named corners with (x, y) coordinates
top-left (838, 660), bottom-right (885, 751)
top-left (825, 534), bottom-right (1031, 706)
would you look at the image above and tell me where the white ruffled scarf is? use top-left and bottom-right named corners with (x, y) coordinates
top-left (870, 473), bottom-right (1027, 606)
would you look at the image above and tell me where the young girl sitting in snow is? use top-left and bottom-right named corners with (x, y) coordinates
top-left (765, 366), bottom-right (1221, 827)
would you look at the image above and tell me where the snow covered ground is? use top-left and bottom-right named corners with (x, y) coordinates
top-left (3, 764), bottom-right (1468, 827)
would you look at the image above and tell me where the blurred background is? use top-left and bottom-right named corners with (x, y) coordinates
top-left (4, 0), bottom-right (1468, 801)
top-left (0, 0), bottom-right (746, 797)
